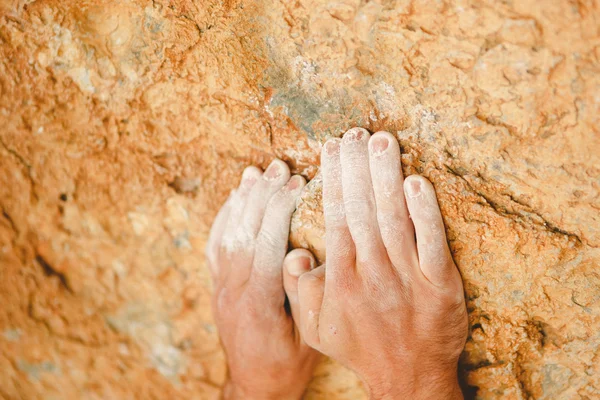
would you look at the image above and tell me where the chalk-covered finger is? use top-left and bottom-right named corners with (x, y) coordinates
top-left (403, 175), bottom-right (458, 286)
top-left (238, 159), bottom-right (291, 245)
top-left (221, 167), bottom-right (262, 249)
top-left (250, 175), bottom-right (307, 301)
top-left (340, 128), bottom-right (386, 265)
top-left (368, 131), bottom-right (417, 270)
top-left (322, 138), bottom-right (355, 280)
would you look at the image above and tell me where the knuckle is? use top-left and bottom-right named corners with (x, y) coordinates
top-left (379, 223), bottom-right (404, 244)
top-left (348, 221), bottom-right (379, 248)
top-left (323, 201), bottom-right (345, 220)
top-left (267, 190), bottom-right (285, 204)
top-left (258, 227), bottom-right (284, 250)
top-left (225, 227), bottom-right (253, 253)
top-left (266, 191), bottom-right (293, 213)
top-left (378, 207), bottom-right (410, 226)
top-left (343, 196), bottom-right (374, 216)
top-left (437, 282), bottom-right (465, 307)
top-left (424, 279), bottom-right (462, 308)
top-left (234, 225), bottom-right (254, 244)
top-left (421, 244), bottom-right (452, 270)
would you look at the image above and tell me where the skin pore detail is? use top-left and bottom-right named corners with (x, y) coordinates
top-left (207, 128), bottom-right (468, 400)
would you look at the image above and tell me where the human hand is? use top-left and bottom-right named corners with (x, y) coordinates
top-left (206, 159), bottom-right (319, 400)
top-left (285, 129), bottom-right (468, 400)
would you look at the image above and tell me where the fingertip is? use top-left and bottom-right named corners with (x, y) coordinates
top-left (404, 175), bottom-right (441, 215)
top-left (285, 175), bottom-right (307, 193)
top-left (404, 174), bottom-right (431, 199)
top-left (264, 158), bottom-right (291, 182)
top-left (322, 138), bottom-right (341, 161)
top-left (342, 127), bottom-right (370, 144)
top-left (284, 249), bottom-right (316, 277)
top-left (242, 165), bottom-right (262, 178)
top-left (242, 165), bottom-right (262, 181)
top-left (369, 133), bottom-right (390, 155)
top-left (369, 131), bottom-right (398, 155)
top-left (238, 167), bottom-right (261, 192)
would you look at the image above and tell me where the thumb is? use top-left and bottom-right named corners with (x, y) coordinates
top-left (283, 249), bottom-right (316, 333)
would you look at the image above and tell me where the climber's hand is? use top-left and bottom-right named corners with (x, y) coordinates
top-left (285, 129), bottom-right (468, 400)
top-left (206, 159), bottom-right (319, 400)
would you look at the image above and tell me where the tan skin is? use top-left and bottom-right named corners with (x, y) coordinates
top-left (206, 128), bottom-right (468, 399)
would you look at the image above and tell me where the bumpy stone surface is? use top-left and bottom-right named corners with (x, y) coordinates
top-left (0, 0), bottom-right (598, 399)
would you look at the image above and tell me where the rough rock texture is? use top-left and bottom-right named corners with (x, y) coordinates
top-left (0, 0), bottom-right (598, 399)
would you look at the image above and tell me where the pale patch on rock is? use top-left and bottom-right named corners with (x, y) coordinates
top-left (106, 303), bottom-right (187, 379)
top-left (3, 329), bottom-right (22, 342)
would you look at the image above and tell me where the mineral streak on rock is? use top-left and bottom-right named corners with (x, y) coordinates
top-left (0, 0), bottom-right (598, 399)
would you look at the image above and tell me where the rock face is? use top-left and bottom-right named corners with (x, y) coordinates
top-left (0, 0), bottom-right (598, 398)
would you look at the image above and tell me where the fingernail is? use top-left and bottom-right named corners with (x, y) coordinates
top-left (343, 128), bottom-right (367, 143)
top-left (242, 175), bottom-right (257, 188)
top-left (264, 161), bottom-right (281, 180)
top-left (286, 175), bottom-right (305, 192)
top-left (324, 140), bottom-right (340, 156)
top-left (241, 167), bottom-right (260, 188)
top-left (287, 255), bottom-right (314, 277)
top-left (370, 136), bottom-right (389, 155)
top-left (405, 178), bottom-right (422, 198)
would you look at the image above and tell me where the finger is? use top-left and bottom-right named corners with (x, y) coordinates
top-left (340, 128), bottom-right (386, 265)
top-left (239, 159), bottom-right (291, 244)
top-left (403, 175), bottom-right (459, 286)
top-left (298, 265), bottom-right (325, 349)
top-left (250, 175), bottom-right (307, 302)
top-left (283, 249), bottom-right (316, 329)
top-left (219, 167), bottom-right (262, 285)
top-left (322, 138), bottom-right (355, 281)
top-left (205, 194), bottom-right (232, 278)
top-left (224, 161), bottom-right (289, 287)
top-left (368, 131), bottom-right (418, 272)
top-left (221, 166), bottom-right (262, 253)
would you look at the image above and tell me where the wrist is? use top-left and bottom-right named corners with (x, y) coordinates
top-left (364, 367), bottom-right (463, 400)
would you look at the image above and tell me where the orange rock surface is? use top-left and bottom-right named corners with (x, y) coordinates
top-left (0, 0), bottom-right (598, 399)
